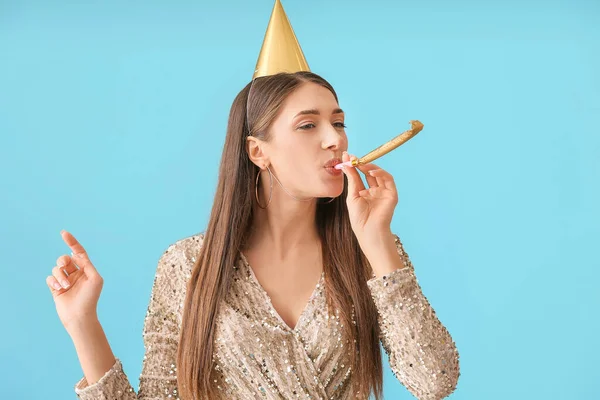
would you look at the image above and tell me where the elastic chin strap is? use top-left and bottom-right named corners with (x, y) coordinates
top-left (246, 77), bottom-right (315, 203)
top-left (266, 165), bottom-right (315, 203)
top-left (244, 77), bottom-right (256, 137)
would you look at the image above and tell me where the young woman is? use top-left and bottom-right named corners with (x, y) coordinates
top-left (48, 72), bottom-right (460, 399)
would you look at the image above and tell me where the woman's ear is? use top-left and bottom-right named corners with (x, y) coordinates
top-left (246, 136), bottom-right (270, 168)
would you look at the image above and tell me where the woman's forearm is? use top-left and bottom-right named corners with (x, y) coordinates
top-left (68, 317), bottom-right (117, 386)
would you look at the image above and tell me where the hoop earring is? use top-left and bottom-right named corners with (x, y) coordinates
top-left (255, 167), bottom-right (273, 209)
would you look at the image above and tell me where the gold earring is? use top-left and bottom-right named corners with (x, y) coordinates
top-left (255, 166), bottom-right (273, 209)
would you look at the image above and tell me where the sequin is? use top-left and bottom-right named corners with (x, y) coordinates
top-left (74, 233), bottom-right (459, 399)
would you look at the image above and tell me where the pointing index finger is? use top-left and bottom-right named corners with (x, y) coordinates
top-left (61, 230), bottom-right (88, 258)
top-left (60, 230), bottom-right (98, 277)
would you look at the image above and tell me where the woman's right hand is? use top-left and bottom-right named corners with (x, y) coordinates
top-left (46, 230), bottom-right (104, 334)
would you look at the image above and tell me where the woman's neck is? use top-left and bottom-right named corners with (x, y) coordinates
top-left (248, 199), bottom-right (320, 262)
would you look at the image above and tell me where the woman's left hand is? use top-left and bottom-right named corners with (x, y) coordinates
top-left (341, 151), bottom-right (398, 242)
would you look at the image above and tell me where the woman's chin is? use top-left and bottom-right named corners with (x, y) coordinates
top-left (307, 178), bottom-right (344, 199)
top-left (317, 186), bottom-right (344, 199)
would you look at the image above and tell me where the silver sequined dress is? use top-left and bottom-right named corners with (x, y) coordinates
top-left (74, 233), bottom-right (459, 399)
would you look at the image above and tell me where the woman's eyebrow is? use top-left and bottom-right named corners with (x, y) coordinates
top-left (294, 108), bottom-right (344, 118)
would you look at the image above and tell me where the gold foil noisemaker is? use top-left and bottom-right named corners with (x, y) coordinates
top-left (334, 120), bottom-right (424, 169)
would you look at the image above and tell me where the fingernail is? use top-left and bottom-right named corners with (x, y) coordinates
top-left (57, 259), bottom-right (65, 267)
top-left (53, 281), bottom-right (62, 290)
top-left (61, 280), bottom-right (70, 289)
top-left (369, 171), bottom-right (375, 176)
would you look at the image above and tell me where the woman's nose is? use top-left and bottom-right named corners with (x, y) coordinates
top-left (323, 126), bottom-right (345, 150)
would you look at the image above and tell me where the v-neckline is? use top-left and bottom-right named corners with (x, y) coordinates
top-left (239, 251), bottom-right (324, 333)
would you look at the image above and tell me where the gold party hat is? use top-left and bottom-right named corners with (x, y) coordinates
top-left (253, 0), bottom-right (310, 79)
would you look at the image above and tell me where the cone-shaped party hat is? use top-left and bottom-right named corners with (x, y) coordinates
top-left (253, 0), bottom-right (310, 79)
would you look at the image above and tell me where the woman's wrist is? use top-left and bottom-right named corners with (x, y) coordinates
top-left (66, 314), bottom-right (101, 339)
top-left (67, 316), bottom-right (117, 386)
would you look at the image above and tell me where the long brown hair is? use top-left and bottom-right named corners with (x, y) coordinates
top-left (177, 71), bottom-right (383, 399)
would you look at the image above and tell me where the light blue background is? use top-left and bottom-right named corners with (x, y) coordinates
top-left (1, 0), bottom-right (598, 399)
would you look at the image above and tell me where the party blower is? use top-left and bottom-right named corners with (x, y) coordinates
top-left (334, 120), bottom-right (424, 169)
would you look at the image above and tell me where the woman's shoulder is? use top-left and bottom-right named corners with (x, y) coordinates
top-left (143, 233), bottom-right (206, 331)
top-left (154, 232), bottom-right (205, 278)
top-left (161, 232), bottom-right (205, 259)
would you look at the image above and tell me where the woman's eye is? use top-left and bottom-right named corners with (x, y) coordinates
top-left (298, 122), bottom-right (346, 130)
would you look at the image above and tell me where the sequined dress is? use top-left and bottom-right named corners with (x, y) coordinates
top-left (74, 233), bottom-right (459, 399)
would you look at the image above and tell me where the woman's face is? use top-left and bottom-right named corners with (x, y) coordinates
top-left (254, 82), bottom-right (348, 200)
